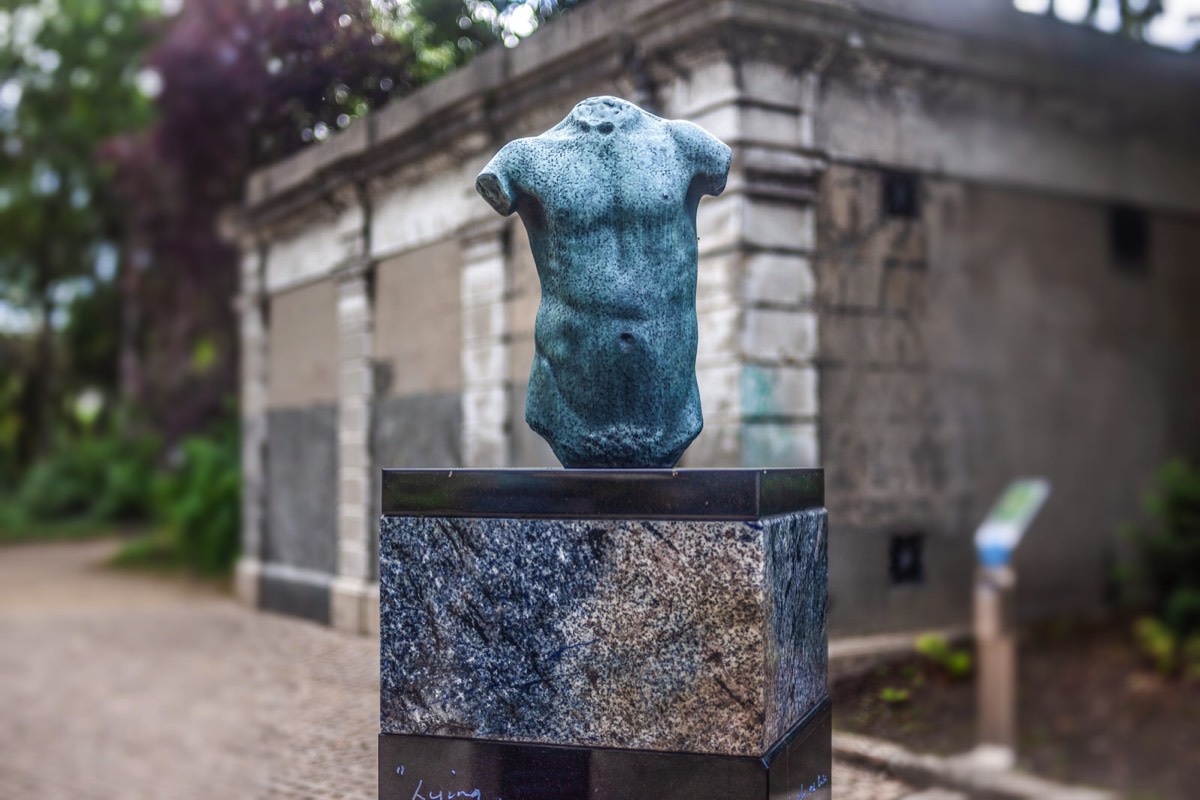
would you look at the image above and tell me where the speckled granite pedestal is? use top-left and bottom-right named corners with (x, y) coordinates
top-left (379, 469), bottom-right (830, 800)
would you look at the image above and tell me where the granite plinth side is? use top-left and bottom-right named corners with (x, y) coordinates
top-left (379, 469), bottom-right (827, 758)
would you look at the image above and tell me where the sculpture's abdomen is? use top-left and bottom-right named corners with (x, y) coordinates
top-left (527, 297), bottom-right (701, 468)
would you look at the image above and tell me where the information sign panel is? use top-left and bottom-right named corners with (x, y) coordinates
top-left (974, 479), bottom-right (1051, 567)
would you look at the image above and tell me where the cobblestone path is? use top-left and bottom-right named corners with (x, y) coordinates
top-left (0, 540), bottom-right (917, 799)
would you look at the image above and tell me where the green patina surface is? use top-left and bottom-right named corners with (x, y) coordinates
top-left (477, 97), bottom-right (731, 468)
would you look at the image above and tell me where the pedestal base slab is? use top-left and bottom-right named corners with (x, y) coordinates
top-left (379, 699), bottom-right (831, 800)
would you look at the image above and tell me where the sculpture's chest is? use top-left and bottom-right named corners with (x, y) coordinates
top-left (526, 134), bottom-right (688, 228)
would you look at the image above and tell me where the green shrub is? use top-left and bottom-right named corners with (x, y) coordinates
top-left (1134, 616), bottom-right (1179, 676)
top-left (915, 632), bottom-right (973, 680)
top-left (152, 427), bottom-right (240, 575)
top-left (878, 686), bottom-right (911, 704)
top-left (1125, 459), bottom-right (1200, 676)
top-left (1125, 460), bottom-right (1200, 636)
top-left (13, 431), bottom-right (158, 523)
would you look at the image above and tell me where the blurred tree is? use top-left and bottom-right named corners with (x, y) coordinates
top-left (105, 0), bottom-right (582, 444)
top-left (0, 0), bottom-right (583, 473)
top-left (0, 0), bottom-right (157, 463)
top-left (104, 0), bottom-right (421, 442)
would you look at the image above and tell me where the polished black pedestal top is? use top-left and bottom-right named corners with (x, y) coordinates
top-left (381, 468), bottom-right (823, 520)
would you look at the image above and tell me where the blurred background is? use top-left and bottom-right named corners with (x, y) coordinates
top-left (0, 1), bottom-right (1198, 798)
top-left (0, 0), bottom-right (584, 566)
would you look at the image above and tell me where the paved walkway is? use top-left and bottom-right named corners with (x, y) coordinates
top-left (0, 540), bottom-right (918, 799)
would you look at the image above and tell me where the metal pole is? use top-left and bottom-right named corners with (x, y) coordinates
top-left (974, 564), bottom-right (1016, 769)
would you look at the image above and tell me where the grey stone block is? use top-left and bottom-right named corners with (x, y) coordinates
top-left (266, 406), bottom-right (338, 574)
top-left (380, 505), bottom-right (827, 756)
top-left (372, 392), bottom-right (463, 469)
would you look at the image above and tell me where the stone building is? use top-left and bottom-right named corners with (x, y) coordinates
top-left (231, 0), bottom-right (1200, 637)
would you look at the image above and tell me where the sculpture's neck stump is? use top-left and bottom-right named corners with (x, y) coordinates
top-left (563, 96), bottom-right (644, 135)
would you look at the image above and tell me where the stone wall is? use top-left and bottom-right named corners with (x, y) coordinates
top-left (817, 165), bottom-right (1200, 632)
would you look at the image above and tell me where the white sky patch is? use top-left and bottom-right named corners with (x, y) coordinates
top-left (504, 3), bottom-right (538, 38)
top-left (74, 388), bottom-right (104, 422)
top-left (1093, 0), bottom-right (1122, 33)
top-left (1147, 0), bottom-right (1200, 49)
top-left (35, 48), bottom-right (60, 72)
top-left (95, 243), bottom-right (119, 282)
top-left (1052, 0), bottom-right (1092, 24)
top-left (136, 67), bottom-right (163, 98)
top-left (1014, 0), bottom-right (1200, 49)
top-left (31, 162), bottom-right (59, 195)
top-left (50, 277), bottom-right (94, 307)
top-left (0, 300), bottom-right (34, 335)
top-left (0, 79), bottom-right (22, 110)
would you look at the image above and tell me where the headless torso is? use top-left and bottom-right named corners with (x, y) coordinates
top-left (477, 97), bottom-right (731, 468)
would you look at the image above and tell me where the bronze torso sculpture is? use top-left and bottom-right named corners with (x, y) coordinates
top-left (477, 96), bottom-right (731, 468)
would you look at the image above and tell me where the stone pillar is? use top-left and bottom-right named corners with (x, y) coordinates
top-left (662, 53), bottom-right (744, 467)
top-left (663, 54), bottom-right (825, 468)
top-left (734, 61), bottom-right (823, 469)
top-left (331, 256), bottom-right (376, 634)
top-left (235, 243), bottom-right (268, 607)
top-left (324, 184), bottom-right (376, 635)
top-left (459, 218), bottom-right (510, 468)
top-left (232, 244), bottom-right (268, 606)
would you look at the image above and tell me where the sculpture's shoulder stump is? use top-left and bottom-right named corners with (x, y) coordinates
top-left (379, 468), bottom-right (827, 758)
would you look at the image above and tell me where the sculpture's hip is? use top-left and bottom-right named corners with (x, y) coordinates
top-left (525, 306), bottom-right (702, 468)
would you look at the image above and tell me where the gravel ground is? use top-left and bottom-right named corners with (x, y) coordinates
top-left (0, 539), bottom-right (919, 799)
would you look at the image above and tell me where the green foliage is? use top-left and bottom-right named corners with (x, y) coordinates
top-left (1, 415), bottom-right (239, 576)
top-left (111, 420), bottom-right (240, 575)
top-left (878, 686), bottom-right (911, 704)
top-left (150, 424), bottom-right (240, 574)
top-left (1184, 634), bottom-right (1200, 682)
top-left (9, 428), bottom-right (158, 523)
top-left (914, 633), bottom-right (973, 680)
top-left (0, 0), bottom-right (158, 461)
top-left (0, 350), bottom-right (24, 488)
top-left (1124, 459), bottom-right (1200, 637)
top-left (1133, 616), bottom-right (1200, 680)
top-left (1123, 459), bottom-right (1200, 678)
top-left (1134, 616), bottom-right (1179, 676)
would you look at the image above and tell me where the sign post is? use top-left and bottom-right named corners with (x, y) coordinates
top-left (971, 479), bottom-right (1050, 770)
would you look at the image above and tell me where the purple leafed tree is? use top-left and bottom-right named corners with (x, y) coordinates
top-left (105, 0), bottom-right (582, 443)
top-left (105, 0), bottom-right (421, 442)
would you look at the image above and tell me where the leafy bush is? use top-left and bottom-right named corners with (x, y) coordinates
top-left (3, 416), bottom-right (240, 577)
top-left (1125, 459), bottom-right (1200, 677)
top-left (1125, 460), bottom-right (1200, 633)
top-left (1133, 616), bottom-right (1200, 680)
top-left (11, 431), bottom-right (158, 524)
top-left (151, 427), bottom-right (241, 575)
top-left (915, 633), bottom-right (973, 680)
